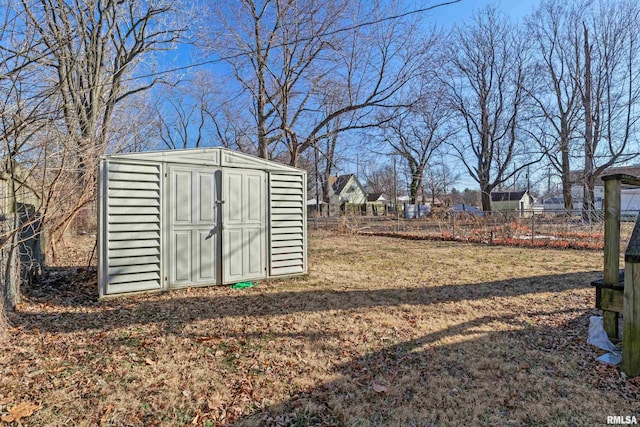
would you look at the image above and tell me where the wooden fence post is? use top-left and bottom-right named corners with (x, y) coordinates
top-left (623, 261), bottom-right (640, 376)
top-left (603, 176), bottom-right (622, 338)
top-left (622, 212), bottom-right (640, 377)
top-left (623, 215), bottom-right (640, 376)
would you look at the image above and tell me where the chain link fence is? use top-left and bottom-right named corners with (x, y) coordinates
top-left (309, 209), bottom-right (638, 252)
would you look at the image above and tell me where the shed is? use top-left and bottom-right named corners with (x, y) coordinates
top-left (98, 147), bottom-right (307, 297)
top-left (490, 190), bottom-right (534, 214)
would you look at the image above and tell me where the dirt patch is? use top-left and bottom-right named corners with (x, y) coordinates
top-left (1, 231), bottom-right (639, 426)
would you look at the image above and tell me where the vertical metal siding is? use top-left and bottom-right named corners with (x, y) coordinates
top-left (104, 161), bottom-right (162, 294)
top-left (269, 173), bottom-right (305, 276)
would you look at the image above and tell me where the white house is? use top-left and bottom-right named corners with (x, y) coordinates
top-left (570, 165), bottom-right (640, 213)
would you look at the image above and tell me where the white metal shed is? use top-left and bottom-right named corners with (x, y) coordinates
top-left (98, 148), bottom-right (307, 297)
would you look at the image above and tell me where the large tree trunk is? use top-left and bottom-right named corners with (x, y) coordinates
top-left (480, 174), bottom-right (492, 211)
top-left (560, 145), bottom-right (573, 212)
top-left (480, 187), bottom-right (492, 212)
top-left (408, 165), bottom-right (425, 204)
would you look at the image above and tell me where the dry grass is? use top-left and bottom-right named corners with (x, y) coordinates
top-left (2, 231), bottom-right (640, 426)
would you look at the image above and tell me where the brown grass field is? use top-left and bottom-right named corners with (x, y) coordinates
top-left (2, 231), bottom-right (640, 426)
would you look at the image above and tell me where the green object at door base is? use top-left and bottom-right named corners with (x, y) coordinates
top-left (232, 281), bottom-right (254, 289)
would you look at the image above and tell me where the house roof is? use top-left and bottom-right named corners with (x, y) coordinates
top-left (332, 174), bottom-right (354, 194)
top-left (544, 197), bottom-right (565, 204)
top-left (569, 165), bottom-right (640, 186)
top-left (491, 190), bottom-right (528, 202)
top-left (367, 192), bottom-right (386, 202)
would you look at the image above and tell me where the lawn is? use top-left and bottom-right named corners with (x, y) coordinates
top-left (2, 231), bottom-right (640, 426)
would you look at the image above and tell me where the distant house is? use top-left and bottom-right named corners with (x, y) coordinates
top-left (543, 197), bottom-right (566, 212)
top-left (569, 165), bottom-right (640, 213)
top-left (366, 192), bottom-right (389, 216)
top-left (490, 190), bottom-right (534, 215)
top-left (330, 174), bottom-right (367, 204)
top-left (306, 198), bottom-right (328, 217)
top-left (321, 174), bottom-right (368, 216)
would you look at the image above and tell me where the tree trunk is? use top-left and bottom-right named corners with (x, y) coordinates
top-left (254, 8), bottom-right (269, 160)
top-left (560, 146), bottom-right (573, 212)
top-left (582, 23), bottom-right (596, 220)
top-left (288, 143), bottom-right (299, 168)
top-left (257, 92), bottom-right (269, 160)
top-left (0, 302), bottom-right (6, 341)
top-left (408, 166), bottom-right (425, 204)
top-left (480, 177), bottom-right (492, 212)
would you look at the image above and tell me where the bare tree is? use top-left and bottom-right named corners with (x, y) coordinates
top-left (575, 0), bottom-right (640, 215)
top-left (423, 154), bottom-right (459, 206)
top-left (380, 78), bottom-right (453, 203)
top-left (199, 0), bottom-right (455, 166)
top-left (0, 0), bottom-right (50, 328)
top-left (363, 164), bottom-right (395, 197)
top-left (156, 87), bottom-right (207, 150)
top-left (525, 0), bottom-right (582, 212)
top-left (199, 0), bottom-right (289, 159)
top-left (444, 7), bottom-right (540, 211)
top-left (20, 0), bottom-right (183, 257)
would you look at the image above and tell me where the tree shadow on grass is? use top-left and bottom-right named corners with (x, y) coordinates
top-left (11, 270), bottom-right (599, 335)
top-left (234, 308), bottom-right (625, 427)
top-left (24, 266), bottom-right (99, 307)
top-left (7, 268), bottom-right (627, 426)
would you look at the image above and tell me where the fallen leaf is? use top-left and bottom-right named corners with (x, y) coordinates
top-left (1, 401), bottom-right (39, 423)
top-left (195, 336), bottom-right (219, 343)
top-left (207, 394), bottom-right (223, 410)
top-left (99, 403), bottom-right (114, 426)
top-left (372, 383), bottom-right (388, 393)
top-left (191, 414), bottom-right (199, 424)
top-left (145, 358), bottom-right (155, 365)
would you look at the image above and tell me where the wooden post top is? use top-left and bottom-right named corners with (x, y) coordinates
top-left (602, 173), bottom-right (640, 187)
top-left (626, 213), bottom-right (640, 263)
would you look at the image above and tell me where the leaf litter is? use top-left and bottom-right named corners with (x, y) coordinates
top-left (1, 231), bottom-right (640, 425)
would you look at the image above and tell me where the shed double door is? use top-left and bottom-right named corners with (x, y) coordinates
top-left (167, 165), bottom-right (267, 287)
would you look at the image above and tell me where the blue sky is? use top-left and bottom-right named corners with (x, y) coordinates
top-left (430, 0), bottom-right (540, 24)
top-left (157, 0), bottom-right (546, 194)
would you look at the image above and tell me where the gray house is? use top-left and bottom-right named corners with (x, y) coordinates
top-left (98, 148), bottom-right (307, 297)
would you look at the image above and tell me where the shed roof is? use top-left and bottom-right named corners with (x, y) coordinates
top-left (103, 147), bottom-right (304, 173)
top-left (491, 190), bottom-right (528, 202)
